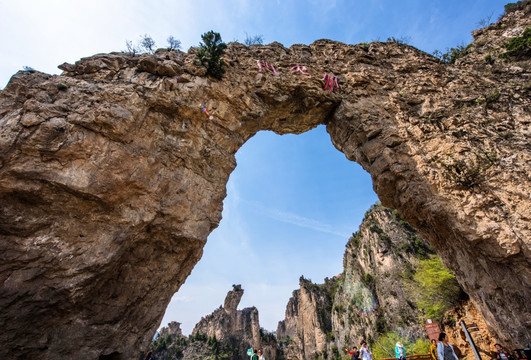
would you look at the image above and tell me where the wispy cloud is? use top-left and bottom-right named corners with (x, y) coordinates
top-left (218, 179), bottom-right (252, 248)
top-left (243, 200), bottom-right (348, 238)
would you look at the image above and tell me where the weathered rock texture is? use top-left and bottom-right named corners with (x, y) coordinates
top-left (0, 4), bottom-right (530, 359)
top-left (442, 301), bottom-right (497, 360)
top-left (159, 321), bottom-right (184, 339)
top-left (276, 290), bottom-right (299, 341)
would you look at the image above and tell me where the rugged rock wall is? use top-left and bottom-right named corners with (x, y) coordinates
top-left (442, 301), bottom-right (497, 360)
top-left (0, 4), bottom-right (529, 359)
top-left (276, 277), bottom-right (336, 359)
top-left (331, 205), bottom-right (435, 347)
top-left (331, 205), bottom-right (496, 360)
top-left (324, 7), bottom-right (531, 350)
top-left (159, 321), bottom-right (185, 339)
top-left (276, 291), bottom-right (299, 341)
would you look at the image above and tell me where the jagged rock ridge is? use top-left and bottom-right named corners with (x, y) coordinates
top-left (152, 286), bottom-right (276, 360)
top-left (276, 276), bottom-right (337, 359)
top-left (0, 3), bottom-right (530, 359)
top-left (191, 285), bottom-right (266, 359)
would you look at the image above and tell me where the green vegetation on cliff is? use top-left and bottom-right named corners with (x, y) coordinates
top-left (504, 0), bottom-right (531, 14)
top-left (409, 256), bottom-right (465, 322)
top-left (196, 30), bottom-right (227, 79)
top-left (500, 27), bottom-right (531, 59)
top-left (371, 331), bottom-right (430, 359)
top-left (339, 203), bottom-right (465, 359)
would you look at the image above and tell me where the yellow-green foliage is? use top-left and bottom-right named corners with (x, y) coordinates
top-left (412, 256), bottom-right (462, 321)
top-left (408, 338), bottom-right (431, 355)
top-left (371, 331), bottom-right (403, 359)
top-left (371, 331), bottom-right (430, 359)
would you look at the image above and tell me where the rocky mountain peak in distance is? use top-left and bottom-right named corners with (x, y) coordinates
top-left (152, 285), bottom-right (277, 360)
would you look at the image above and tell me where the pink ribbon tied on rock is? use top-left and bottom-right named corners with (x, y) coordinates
top-left (257, 60), bottom-right (279, 75)
top-left (322, 72), bottom-right (339, 92)
top-left (290, 64), bottom-right (310, 76)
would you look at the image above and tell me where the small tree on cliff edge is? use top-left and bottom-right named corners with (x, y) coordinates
top-left (197, 30), bottom-right (227, 79)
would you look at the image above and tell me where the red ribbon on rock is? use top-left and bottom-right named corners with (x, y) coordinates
top-left (257, 60), bottom-right (279, 75)
top-left (290, 64), bottom-right (310, 76)
top-left (322, 72), bottom-right (339, 92)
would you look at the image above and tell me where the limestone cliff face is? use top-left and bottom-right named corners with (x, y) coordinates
top-left (276, 290), bottom-right (298, 341)
top-left (276, 205), bottom-right (436, 360)
top-left (276, 205), bottom-right (498, 360)
top-left (331, 205), bottom-right (435, 347)
top-left (276, 277), bottom-right (337, 359)
top-left (0, 4), bottom-right (530, 359)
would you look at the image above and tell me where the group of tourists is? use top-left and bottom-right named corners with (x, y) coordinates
top-left (345, 337), bottom-right (446, 360)
top-left (144, 332), bottom-right (515, 360)
top-left (248, 347), bottom-right (265, 360)
top-left (345, 333), bottom-right (515, 360)
top-left (345, 341), bottom-right (374, 360)
top-left (428, 333), bottom-right (459, 360)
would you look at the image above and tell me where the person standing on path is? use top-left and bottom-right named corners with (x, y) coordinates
top-left (360, 341), bottom-right (373, 360)
top-left (429, 339), bottom-right (438, 360)
top-left (346, 346), bottom-right (360, 360)
top-left (258, 349), bottom-right (265, 360)
top-left (437, 333), bottom-right (458, 360)
top-left (396, 342), bottom-right (406, 360)
top-left (251, 348), bottom-right (259, 360)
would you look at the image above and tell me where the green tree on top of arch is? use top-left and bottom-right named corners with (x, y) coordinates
top-left (197, 30), bottom-right (227, 80)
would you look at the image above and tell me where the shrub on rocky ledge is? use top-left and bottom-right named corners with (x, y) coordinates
top-left (499, 27), bottom-right (531, 59)
top-left (197, 30), bottom-right (227, 79)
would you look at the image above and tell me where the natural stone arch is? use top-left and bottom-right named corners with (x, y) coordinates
top-left (0, 8), bottom-right (529, 359)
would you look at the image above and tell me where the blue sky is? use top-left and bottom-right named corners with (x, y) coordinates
top-left (0, 0), bottom-right (509, 334)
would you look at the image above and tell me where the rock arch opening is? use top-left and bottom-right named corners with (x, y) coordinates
top-left (159, 126), bottom-right (379, 334)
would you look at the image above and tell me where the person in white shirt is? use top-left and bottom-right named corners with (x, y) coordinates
top-left (437, 333), bottom-right (458, 360)
top-left (360, 341), bottom-right (373, 360)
